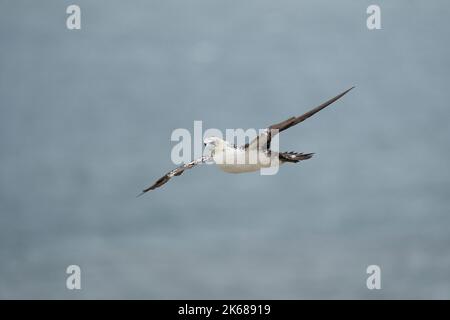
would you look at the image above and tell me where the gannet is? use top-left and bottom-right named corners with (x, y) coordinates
top-left (139, 87), bottom-right (354, 195)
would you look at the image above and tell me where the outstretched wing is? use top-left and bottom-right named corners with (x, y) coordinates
top-left (138, 156), bottom-right (212, 195)
top-left (246, 87), bottom-right (354, 150)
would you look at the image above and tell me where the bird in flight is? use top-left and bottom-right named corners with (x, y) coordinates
top-left (138, 87), bottom-right (354, 195)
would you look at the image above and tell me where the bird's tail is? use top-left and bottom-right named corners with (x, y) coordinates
top-left (279, 151), bottom-right (314, 163)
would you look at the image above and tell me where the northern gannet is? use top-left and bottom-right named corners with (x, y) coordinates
top-left (139, 87), bottom-right (354, 195)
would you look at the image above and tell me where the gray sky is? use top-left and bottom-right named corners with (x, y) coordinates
top-left (0, 0), bottom-right (449, 299)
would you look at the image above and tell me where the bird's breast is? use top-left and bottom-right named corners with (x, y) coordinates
top-left (213, 148), bottom-right (274, 173)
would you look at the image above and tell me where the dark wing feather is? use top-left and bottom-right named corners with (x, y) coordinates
top-left (246, 87), bottom-right (354, 150)
top-left (137, 156), bottom-right (211, 196)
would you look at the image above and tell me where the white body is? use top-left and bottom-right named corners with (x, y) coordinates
top-left (140, 87), bottom-right (353, 194)
top-left (208, 138), bottom-right (280, 173)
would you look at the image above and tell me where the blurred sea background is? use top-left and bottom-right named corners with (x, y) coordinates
top-left (1, 0), bottom-right (449, 299)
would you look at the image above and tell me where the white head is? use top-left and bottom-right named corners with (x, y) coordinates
top-left (203, 136), bottom-right (225, 149)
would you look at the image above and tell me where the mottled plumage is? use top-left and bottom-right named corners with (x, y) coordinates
top-left (139, 87), bottom-right (354, 195)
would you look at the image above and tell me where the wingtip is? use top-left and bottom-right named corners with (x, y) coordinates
top-left (136, 191), bottom-right (146, 198)
top-left (338, 86), bottom-right (355, 97)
